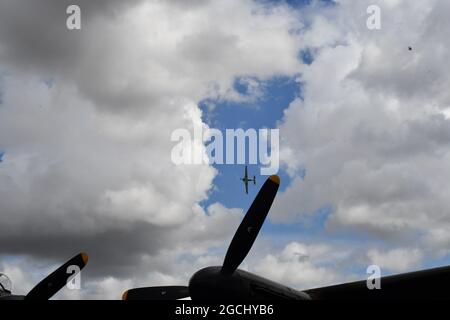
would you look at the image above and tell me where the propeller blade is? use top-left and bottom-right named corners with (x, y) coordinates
top-left (122, 286), bottom-right (189, 300)
top-left (25, 252), bottom-right (88, 300)
top-left (222, 175), bottom-right (280, 275)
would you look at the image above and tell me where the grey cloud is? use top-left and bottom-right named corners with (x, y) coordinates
top-left (0, 0), bottom-right (143, 73)
top-left (0, 220), bottom-right (168, 278)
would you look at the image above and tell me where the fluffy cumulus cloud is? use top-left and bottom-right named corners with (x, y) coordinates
top-left (253, 242), bottom-right (344, 289)
top-left (0, 0), bottom-right (304, 298)
top-left (275, 0), bottom-right (450, 267)
top-left (367, 248), bottom-right (424, 273)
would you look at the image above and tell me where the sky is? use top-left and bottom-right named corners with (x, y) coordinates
top-left (1, 0), bottom-right (450, 299)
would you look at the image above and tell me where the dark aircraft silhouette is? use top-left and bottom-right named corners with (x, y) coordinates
top-left (123, 175), bottom-right (450, 300)
top-left (0, 252), bottom-right (88, 300)
top-left (241, 165), bottom-right (256, 194)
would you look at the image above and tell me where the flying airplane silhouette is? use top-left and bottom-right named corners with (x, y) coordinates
top-left (0, 252), bottom-right (88, 300)
top-left (241, 165), bottom-right (256, 194)
top-left (123, 176), bottom-right (450, 300)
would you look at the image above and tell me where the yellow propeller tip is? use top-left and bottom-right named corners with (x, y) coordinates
top-left (81, 252), bottom-right (89, 264)
top-left (122, 290), bottom-right (129, 300)
top-left (269, 175), bottom-right (280, 185)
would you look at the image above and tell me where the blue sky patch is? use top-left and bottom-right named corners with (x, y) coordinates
top-left (299, 48), bottom-right (315, 65)
top-left (199, 75), bottom-right (301, 214)
top-left (201, 75), bottom-right (300, 130)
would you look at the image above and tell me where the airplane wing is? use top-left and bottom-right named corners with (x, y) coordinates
top-left (304, 265), bottom-right (450, 299)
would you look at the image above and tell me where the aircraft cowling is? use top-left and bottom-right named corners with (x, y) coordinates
top-left (189, 266), bottom-right (250, 300)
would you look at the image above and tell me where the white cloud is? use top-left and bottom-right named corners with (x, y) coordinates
top-left (274, 0), bottom-right (450, 259)
top-left (2, 0), bottom-right (449, 299)
top-left (367, 248), bottom-right (423, 273)
top-left (252, 242), bottom-right (344, 290)
top-left (0, 0), bottom-right (305, 298)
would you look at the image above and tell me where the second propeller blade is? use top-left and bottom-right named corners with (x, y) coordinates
top-left (221, 175), bottom-right (280, 275)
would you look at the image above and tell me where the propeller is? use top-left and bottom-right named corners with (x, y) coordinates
top-left (122, 175), bottom-right (280, 300)
top-left (221, 175), bottom-right (279, 275)
top-left (25, 252), bottom-right (88, 300)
